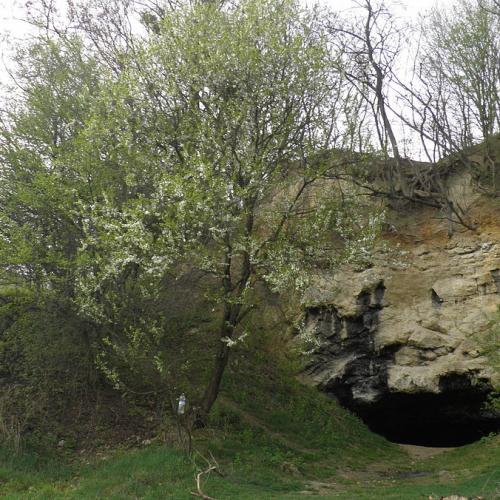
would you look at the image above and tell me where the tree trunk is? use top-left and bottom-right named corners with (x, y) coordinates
top-left (363, 0), bottom-right (401, 193)
top-left (198, 214), bottom-right (253, 422)
top-left (199, 303), bottom-right (240, 419)
top-left (200, 330), bottom-right (231, 416)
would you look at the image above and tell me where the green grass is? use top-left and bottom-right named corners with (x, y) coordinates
top-left (0, 443), bottom-right (73, 497)
top-left (1, 352), bottom-right (499, 499)
top-left (1, 434), bottom-right (498, 499)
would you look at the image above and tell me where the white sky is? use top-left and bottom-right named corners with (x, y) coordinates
top-left (0, 0), bottom-right (451, 64)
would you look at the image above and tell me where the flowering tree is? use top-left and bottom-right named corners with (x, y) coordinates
top-left (1, 0), bottom-right (382, 420)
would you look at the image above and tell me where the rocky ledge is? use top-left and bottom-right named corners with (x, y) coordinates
top-left (302, 230), bottom-right (500, 446)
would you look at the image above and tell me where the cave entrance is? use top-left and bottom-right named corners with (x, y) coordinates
top-left (350, 385), bottom-right (500, 447)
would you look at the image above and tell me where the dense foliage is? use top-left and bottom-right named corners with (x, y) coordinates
top-left (0, 0), bottom-right (383, 438)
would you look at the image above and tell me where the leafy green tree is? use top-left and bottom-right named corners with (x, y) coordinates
top-left (0, 36), bottom-right (100, 296)
top-left (0, 0), bottom-right (382, 422)
top-left (0, 36), bottom-right (105, 437)
top-left (71, 0), bottom-right (381, 419)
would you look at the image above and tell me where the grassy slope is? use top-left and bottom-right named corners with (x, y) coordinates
top-left (0, 352), bottom-right (499, 499)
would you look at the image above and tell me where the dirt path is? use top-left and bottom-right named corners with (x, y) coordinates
top-left (398, 443), bottom-right (456, 459)
top-left (220, 398), bottom-right (458, 462)
top-left (218, 397), bottom-right (318, 454)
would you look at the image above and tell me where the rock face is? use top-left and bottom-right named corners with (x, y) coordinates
top-left (303, 220), bottom-right (500, 446)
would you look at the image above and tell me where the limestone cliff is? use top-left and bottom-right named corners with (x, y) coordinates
top-left (302, 201), bottom-right (500, 446)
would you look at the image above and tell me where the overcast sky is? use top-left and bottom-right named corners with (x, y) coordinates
top-left (0, 0), bottom-right (450, 60)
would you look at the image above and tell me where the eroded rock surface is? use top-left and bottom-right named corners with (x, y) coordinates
top-left (303, 225), bottom-right (500, 445)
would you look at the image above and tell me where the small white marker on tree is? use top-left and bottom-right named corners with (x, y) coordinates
top-left (178, 393), bottom-right (186, 415)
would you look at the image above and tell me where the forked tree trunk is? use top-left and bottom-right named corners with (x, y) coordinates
top-left (199, 219), bottom-right (253, 421)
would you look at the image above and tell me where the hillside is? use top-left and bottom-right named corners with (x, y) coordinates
top-left (1, 139), bottom-right (500, 499)
top-left (1, 350), bottom-right (499, 499)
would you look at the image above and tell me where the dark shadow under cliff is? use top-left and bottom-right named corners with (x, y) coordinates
top-left (336, 373), bottom-right (500, 447)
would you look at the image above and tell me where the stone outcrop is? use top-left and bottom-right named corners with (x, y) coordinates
top-left (302, 211), bottom-right (500, 446)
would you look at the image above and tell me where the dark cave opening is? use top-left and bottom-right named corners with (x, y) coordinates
top-left (348, 378), bottom-right (500, 447)
top-left (306, 299), bottom-right (500, 448)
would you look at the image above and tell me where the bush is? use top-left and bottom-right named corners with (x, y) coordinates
top-left (0, 293), bottom-right (97, 445)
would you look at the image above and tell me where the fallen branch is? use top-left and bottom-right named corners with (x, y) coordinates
top-left (208, 451), bottom-right (224, 477)
top-left (190, 465), bottom-right (217, 500)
